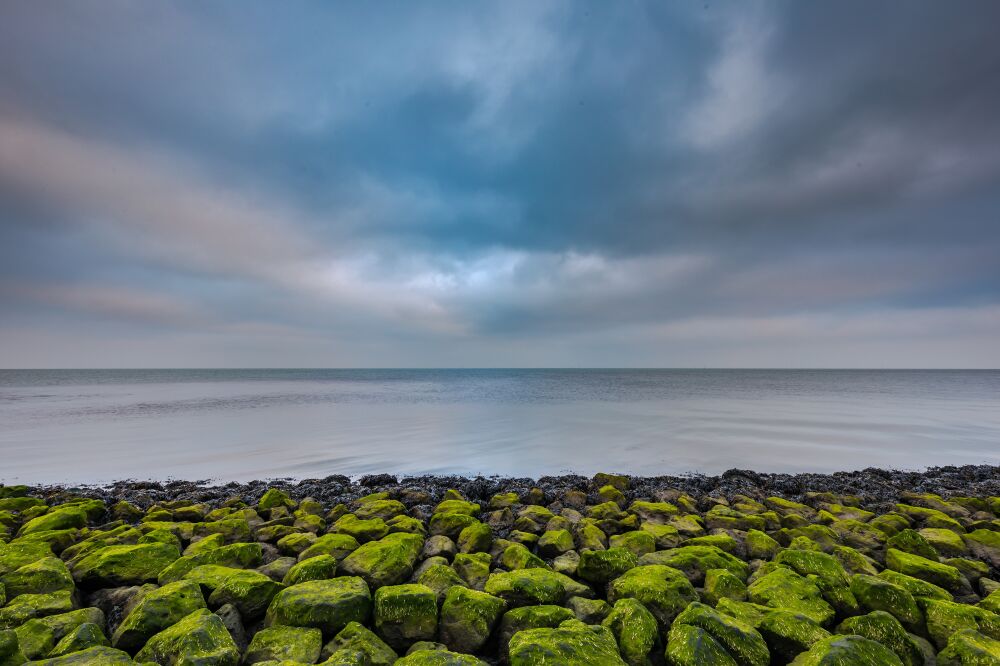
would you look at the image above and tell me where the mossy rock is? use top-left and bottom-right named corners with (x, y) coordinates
top-left (452, 553), bottom-right (491, 591)
top-left (208, 569), bottom-right (285, 619)
top-left (394, 648), bottom-right (488, 664)
top-left (1, 557), bottom-right (74, 598)
top-left (577, 547), bottom-right (637, 583)
top-left (183, 564), bottom-right (244, 593)
top-left (641, 523), bottom-right (683, 549)
top-left (703, 568), bottom-right (748, 605)
top-left (508, 619), bottom-right (626, 666)
top-left (135, 608), bottom-right (239, 665)
top-left (387, 515), bottom-right (427, 536)
top-left (609, 531), bottom-right (657, 557)
top-left (331, 515), bottom-right (390, 543)
top-left (833, 546), bottom-right (879, 576)
top-left (372, 583), bottom-right (438, 651)
top-left (602, 598), bottom-right (659, 666)
top-left (666, 623), bottom-right (738, 666)
top-left (672, 601), bottom-right (769, 666)
top-left (836, 611), bottom-right (924, 666)
top-left (16, 506), bottom-right (88, 538)
top-left (887, 530), bottom-right (940, 561)
top-left (456, 523), bottom-right (492, 555)
top-left (0, 542), bottom-right (54, 577)
top-left (963, 529), bottom-right (1000, 569)
top-left (276, 532), bottom-right (317, 556)
top-left (28, 645), bottom-right (133, 664)
top-left (320, 621), bottom-right (397, 665)
top-left (244, 625), bottom-right (322, 664)
top-left (850, 574), bottom-right (924, 632)
top-left (298, 533), bottom-right (360, 562)
top-left (747, 567), bottom-right (834, 626)
top-left (283, 554), bottom-right (339, 585)
top-left (417, 564), bottom-right (468, 603)
top-left (566, 596), bottom-right (611, 624)
top-left (886, 548), bottom-right (972, 595)
top-left (71, 542), bottom-right (179, 587)
top-left (627, 501), bottom-right (679, 524)
top-left (758, 609), bottom-right (832, 662)
top-left (981, 589), bottom-right (1000, 614)
top-left (536, 530), bottom-right (574, 558)
top-left (259, 488), bottom-right (295, 512)
top-left (27, 608), bottom-right (105, 645)
top-left (48, 622), bottom-right (108, 658)
top-left (607, 564), bottom-right (698, 628)
top-left (355, 500), bottom-right (407, 522)
top-left (429, 514), bottom-right (480, 541)
top-left (640, 545), bottom-right (748, 585)
top-left (13, 618), bottom-right (55, 659)
top-left (0, 591), bottom-right (75, 629)
top-left (919, 528), bottom-right (967, 558)
top-left (338, 533), bottom-right (423, 589)
top-left (775, 549), bottom-right (849, 587)
top-left (439, 586), bottom-right (505, 654)
top-left (922, 598), bottom-right (1000, 651)
top-left (112, 579), bottom-right (207, 652)
top-left (433, 500), bottom-right (480, 517)
top-left (789, 634), bottom-right (903, 665)
top-left (937, 628), bottom-right (1000, 666)
top-left (0, 628), bottom-right (26, 664)
top-left (483, 569), bottom-right (566, 607)
top-left (266, 577), bottom-right (372, 638)
top-left (498, 605), bottom-right (575, 659)
top-left (499, 543), bottom-right (548, 571)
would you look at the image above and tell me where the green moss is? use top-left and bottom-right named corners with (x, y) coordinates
top-left (332, 514), bottom-right (390, 543)
top-left (489, 493), bottom-right (519, 510)
top-left (508, 619), bottom-right (626, 666)
top-left (981, 589), bottom-right (1000, 614)
top-left (836, 611), bottom-right (923, 666)
top-left (48, 623), bottom-right (108, 658)
top-left (0, 591), bottom-right (74, 629)
top-left (394, 649), bottom-right (488, 664)
top-left (283, 554), bottom-right (339, 585)
top-left (321, 621), bottom-right (397, 665)
top-left (244, 625), bottom-right (322, 664)
top-left (665, 623), bottom-right (737, 666)
top-left (609, 530), bottom-right (657, 557)
top-left (919, 528), bottom-right (967, 557)
top-left (456, 522), bottom-right (492, 555)
top-left (298, 533), bottom-right (360, 562)
top-left (758, 610), bottom-right (831, 662)
top-left (452, 553), bottom-right (491, 591)
top-left (372, 583), bottom-right (438, 651)
top-left (746, 567), bottom-right (834, 626)
top-left (577, 547), bottom-right (637, 583)
top-left (937, 629), bottom-right (1000, 666)
top-left (963, 529), bottom-right (1000, 569)
top-left (338, 532), bottom-right (423, 589)
top-left (17, 506), bottom-right (88, 538)
top-left (627, 500), bottom-right (679, 524)
top-left (28, 646), bottom-right (133, 664)
top-left (1, 557), bottom-right (73, 598)
top-left (483, 569), bottom-right (566, 607)
top-left (258, 488), bottom-right (294, 512)
top-left (276, 531), bottom-right (317, 556)
top-left (111, 579), bottom-right (207, 652)
top-left (387, 515), bottom-right (427, 536)
top-left (434, 500), bottom-right (480, 517)
top-left (266, 577), bottom-right (372, 638)
top-left (885, 548), bottom-right (971, 595)
top-left (832, 546), bottom-right (879, 576)
top-left (602, 598), bottom-right (659, 666)
top-left (746, 530), bottom-right (781, 560)
top-left (606, 564), bottom-right (698, 628)
top-left (439, 586), bottom-right (505, 654)
top-left (183, 563), bottom-right (243, 593)
top-left (355, 500), bottom-right (407, 521)
top-left (429, 514), bottom-right (480, 541)
top-left (566, 596), bottom-right (611, 624)
top-left (208, 569), bottom-right (285, 619)
top-left (135, 608), bottom-right (239, 665)
top-left (640, 523), bottom-right (682, 549)
top-left (498, 605), bottom-right (575, 659)
top-left (500, 543), bottom-right (548, 571)
top-left (789, 634), bottom-right (903, 665)
top-left (849, 574), bottom-right (924, 632)
top-left (922, 598), bottom-right (1000, 651)
top-left (13, 619), bottom-right (55, 659)
top-left (672, 601), bottom-right (769, 666)
top-left (536, 529), bottom-right (574, 558)
top-left (703, 568), bottom-right (747, 605)
top-left (574, 523), bottom-right (607, 551)
top-left (878, 569), bottom-right (952, 600)
top-left (776, 549), bottom-right (849, 586)
top-left (71, 542), bottom-right (179, 588)
top-left (887, 529), bottom-right (939, 560)
top-left (417, 564), bottom-right (468, 603)
top-left (640, 545), bottom-right (748, 585)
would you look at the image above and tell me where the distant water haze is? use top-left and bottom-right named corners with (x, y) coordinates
top-left (1, 369), bottom-right (998, 484)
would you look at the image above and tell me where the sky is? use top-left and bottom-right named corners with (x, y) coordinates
top-left (1, 1), bottom-right (999, 368)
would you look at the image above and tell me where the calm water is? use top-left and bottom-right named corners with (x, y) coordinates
top-left (0, 369), bottom-right (998, 484)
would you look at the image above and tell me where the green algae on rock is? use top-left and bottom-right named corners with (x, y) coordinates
top-left (338, 532), bottom-right (424, 589)
top-left (508, 618), bottom-right (626, 666)
top-left (439, 586), bottom-right (505, 654)
top-left (134, 608), bottom-right (240, 665)
top-left (265, 577), bottom-right (372, 638)
top-left (111, 579), bottom-right (206, 652)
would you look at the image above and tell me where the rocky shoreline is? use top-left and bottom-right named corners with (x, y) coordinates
top-left (0, 465), bottom-right (998, 664)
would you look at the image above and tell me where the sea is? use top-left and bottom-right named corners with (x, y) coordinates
top-left (0, 369), bottom-right (998, 484)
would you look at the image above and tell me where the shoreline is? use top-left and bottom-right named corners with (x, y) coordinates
top-left (17, 464), bottom-right (1000, 510)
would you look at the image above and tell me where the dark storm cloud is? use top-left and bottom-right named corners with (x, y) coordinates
top-left (1, 1), bottom-right (998, 367)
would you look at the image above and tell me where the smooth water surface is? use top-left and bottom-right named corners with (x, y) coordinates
top-left (1, 369), bottom-right (998, 483)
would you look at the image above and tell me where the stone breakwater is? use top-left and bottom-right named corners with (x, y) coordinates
top-left (0, 466), bottom-right (996, 664)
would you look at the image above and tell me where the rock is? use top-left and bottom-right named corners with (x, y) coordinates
top-left (536, 530), bottom-right (574, 558)
top-left (602, 598), bottom-right (658, 666)
top-left (339, 533), bottom-right (424, 589)
top-left (156, 542), bottom-right (264, 584)
top-left (0, 591), bottom-right (75, 629)
top-left (71, 543), bottom-right (179, 587)
top-left (789, 634), bottom-right (903, 665)
top-left (508, 619), bottom-right (625, 666)
top-left (111, 579), bottom-right (206, 652)
top-left (747, 567), bottom-right (834, 626)
top-left (430, 514), bottom-right (480, 540)
top-left (963, 529), bottom-right (1000, 568)
top-left (1, 557), bottom-right (74, 598)
top-left (135, 608), bottom-right (240, 665)
top-left (439, 586), bottom-right (505, 654)
top-left (640, 545), bottom-right (748, 585)
top-left (746, 530), bottom-right (782, 560)
top-left (672, 601), bottom-right (769, 666)
top-left (499, 543), bottom-right (547, 570)
top-left (373, 583), bottom-right (438, 651)
top-left (850, 574), bottom-right (924, 632)
top-left (422, 536), bottom-right (458, 561)
top-left (395, 649), bottom-right (489, 664)
top-left (27, 645), bottom-right (133, 664)
top-left (937, 629), bottom-right (1000, 665)
top-left (886, 548), bottom-right (972, 595)
top-left (888, 529), bottom-right (940, 560)
top-left (208, 569), bottom-right (285, 619)
top-left (703, 568), bottom-right (748, 605)
top-left (321, 621), bottom-right (397, 665)
top-left (607, 564), bottom-right (698, 628)
top-left (0, 629), bottom-right (25, 664)
top-left (332, 515), bottom-right (390, 543)
top-left (922, 598), bottom-right (1000, 651)
top-left (298, 533), bottom-right (360, 562)
top-left (457, 523), bottom-right (492, 554)
top-left (417, 564), bottom-right (468, 603)
top-left (244, 625), bottom-right (322, 664)
top-left (213, 603), bottom-right (247, 653)
top-left (283, 554), bottom-right (339, 585)
top-left (484, 569), bottom-right (569, 608)
top-left (836, 611), bottom-right (924, 666)
top-left (577, 548), bottom-right (637, 583)
top-left (47, 622), bottom-right (108, 658)
top-left (757, 609), bottom-right (831, 662)
top-left (452, 553), bottom-right (491, 591)
top-left (266, 577), bottom-right (372, 638)
top-left (17, 506), bottom-right (88, 538)
top-left (666, 623), bottom-right (738, 666)
top-left (920, 528), bottom-right (967, 558)
top-left (13, 619), bottom-right (55, 659)
top-left (258, 488), bottom-right (294, 512)
top-left (498, 605), bottom-right (575, 660)
top-left (257, 556), bottom-right (297, 582)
